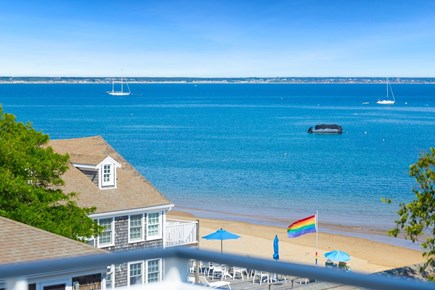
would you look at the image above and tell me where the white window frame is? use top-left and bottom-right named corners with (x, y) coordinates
top-left (128, 214), bottom-right (144, 243)
top-left (97, 217), bottom-right (114, 247)
top-left (105, 265), bottom-right (115, 290)
top-left (146, 212), bottom-right (162, 241)
top-left (145, 259), bottom-right (162, 283)
top-left (102, 163), bottom-right (114, 187)
top-left (128, 261), bottom-right (144, 287)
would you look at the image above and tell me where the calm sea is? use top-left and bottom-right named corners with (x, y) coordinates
top-left (1, 83), bottom-right (434, 244)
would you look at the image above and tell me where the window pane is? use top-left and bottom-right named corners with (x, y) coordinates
top-left (147, 213), bottom-right (160, 237)
top-left (130, 214), bottom-right (143, 240)
top-left (148, 224), bottom-right (158, 236)
top-left (149, 213), bottom-right (158, 223)
top-left (129, 263), bottom-right (142, 285)
top-left (106, 272), bottom-right (112, 289)
top-left (103, 165), bottom-right (111, 182)
top-left (147, 260), bottom-right (160, 283)
top-left (99, 218), bottom-right (112, 245)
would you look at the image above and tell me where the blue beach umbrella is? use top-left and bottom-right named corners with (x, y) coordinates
top-left (324, 250), bottom-right (350, 262)
top-left (202, 228), bottom-right (240, 253)
top-left (273, 235), bottom-right (279, 261)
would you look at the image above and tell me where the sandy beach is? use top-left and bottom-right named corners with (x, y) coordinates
top-left (168, 211), bottom-right (425, 274)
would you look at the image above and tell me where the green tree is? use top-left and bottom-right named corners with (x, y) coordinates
top-left (390, 148), bottom-right (435, 272)
top-left (0, 108), bottom-right (101, 241)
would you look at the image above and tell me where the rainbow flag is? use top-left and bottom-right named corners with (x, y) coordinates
top-left (287, 214), bottom-right (317, 238)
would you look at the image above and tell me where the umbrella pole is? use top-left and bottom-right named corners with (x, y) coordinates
top-left (221, 239), bottom-right (223, 253)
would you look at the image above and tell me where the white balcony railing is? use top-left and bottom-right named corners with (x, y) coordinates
top-left (0, 247), bottom-right (432, 290)
top-left (165, 219), bottom-right (198, 247)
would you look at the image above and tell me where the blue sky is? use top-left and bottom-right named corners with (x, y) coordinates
top-left (1, 0), bottom-right (435, 77)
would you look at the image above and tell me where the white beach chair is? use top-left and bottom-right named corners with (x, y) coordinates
top-left (252, 270), bottom-right (270, 285)
top-left (212, 265), bottom-right (232, 280)
top-left (198, 276), bottom-right (231, 289)
top-left (231, 267), bottom-right (248, 280)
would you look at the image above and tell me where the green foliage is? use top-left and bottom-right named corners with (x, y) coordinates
top-left (0, 108), bottom-right (102, 241)
top-left (390, 148), bottom-right (435, 273)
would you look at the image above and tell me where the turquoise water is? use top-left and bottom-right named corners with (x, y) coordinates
top-left (1, 83), bottom-right (434, 235)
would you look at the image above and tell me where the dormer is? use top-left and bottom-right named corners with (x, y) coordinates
top-left (97, 156), bottom-right (121, 189)
top-left (72, 156), bottom-right (121, 190)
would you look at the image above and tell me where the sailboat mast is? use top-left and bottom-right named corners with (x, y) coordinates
top-left (386, 78), bottom-right (389, 99)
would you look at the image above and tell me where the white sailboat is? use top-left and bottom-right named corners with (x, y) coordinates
top-left (376, 78), bottom-right (395, 105)
top-left (106, 77), bottom-right (131, 96)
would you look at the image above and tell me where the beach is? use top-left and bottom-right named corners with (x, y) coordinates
top-left (168, 210), bottom-right (425, 274)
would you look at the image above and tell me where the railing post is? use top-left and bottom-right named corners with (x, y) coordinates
top-left (164, 256), bottom-right (189, 284)
top-left (195, 219), bottom-right (200, 284)
top-left (6, 277), bottom-right (27, 290)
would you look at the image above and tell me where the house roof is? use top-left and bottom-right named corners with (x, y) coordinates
top-left (0, 216), bottom-right (107, 265)
top-left (48, 136), bottom-right (172, 214)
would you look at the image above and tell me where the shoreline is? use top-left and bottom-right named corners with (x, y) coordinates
top-left (172, 206), bottom-right (421, 251)
top-left (168, 210), bottom-right (425, 274)
top-left (2, 77), bottom-right (435, 85)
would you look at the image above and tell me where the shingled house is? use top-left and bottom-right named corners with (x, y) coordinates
top-left (48, 136), bottom-right (198, 288)
top-left (0, 216), bottom-right (108, 290)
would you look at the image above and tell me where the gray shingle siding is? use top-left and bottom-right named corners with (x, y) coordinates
top-left (100, 214), bottom-right (163, 288)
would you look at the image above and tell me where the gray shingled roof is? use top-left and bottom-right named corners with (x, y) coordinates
top-left (0, 217), bottom-right (107, 265)
top-left (48, 136), bottom-right (172, 214)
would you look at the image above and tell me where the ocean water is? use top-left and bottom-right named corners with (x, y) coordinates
top-left (1, 83), bottom-right (434, 236)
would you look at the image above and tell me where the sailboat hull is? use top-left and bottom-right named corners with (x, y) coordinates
top-left (107, 91), bottom-right (131, 96)
top-left (376, 100), bottom-right (395, 105)
top-left (376, 79), bottom-right (396, 105)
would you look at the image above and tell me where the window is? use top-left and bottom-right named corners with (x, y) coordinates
top-left (146, 259), bottom-right (161, 283)
top-left (97, 156), bottom-right (121, 189)
top-left (128, 260), bottom-right (161, 286)
top-left (105, 272), bottom-right (112, 289)
top-left (102, 164), bottom-right (114, 186)
top-left (129, 214), bottom-right (143, 241)
top-left (103, 164), bottom-right (111, 182)
top-left (128, 262), bottom-right (143, 286)
top-left (146, 212), bottom-right (161, 240)
top-left (105, 266), bottom-right (114, 289)
top-left (98, 218), bottom-right (113, 246)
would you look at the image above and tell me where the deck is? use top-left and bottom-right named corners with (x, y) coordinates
top-left (188, 273), bottom-right (362, 290)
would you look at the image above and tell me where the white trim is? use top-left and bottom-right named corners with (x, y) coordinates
top-left (162, 211), bottom-right (166, 248)
top-left (103, 265), bottom-right (114, 290)
top-left (88, 204), bottom-right (174, 219)
top-left (37, 279), bottom-right (70, 290)
top-left (128, 214), bottom-right (144, 243)
top-left (71, 163), bottom-right (97, 170)
top-left (96, 156), bottom-right (121, 169)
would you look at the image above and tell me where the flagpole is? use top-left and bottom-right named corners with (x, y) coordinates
top-left (315, 210), bottom-right (319, 266)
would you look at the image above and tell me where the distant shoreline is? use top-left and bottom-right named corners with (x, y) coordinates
top-left (1, 76), bottom-right (435, 84)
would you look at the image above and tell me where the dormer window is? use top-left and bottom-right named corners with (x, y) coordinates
top-left (72, 156), bottom-right (121, 190)
top-left (97, 156), bottom-right (121, 190)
